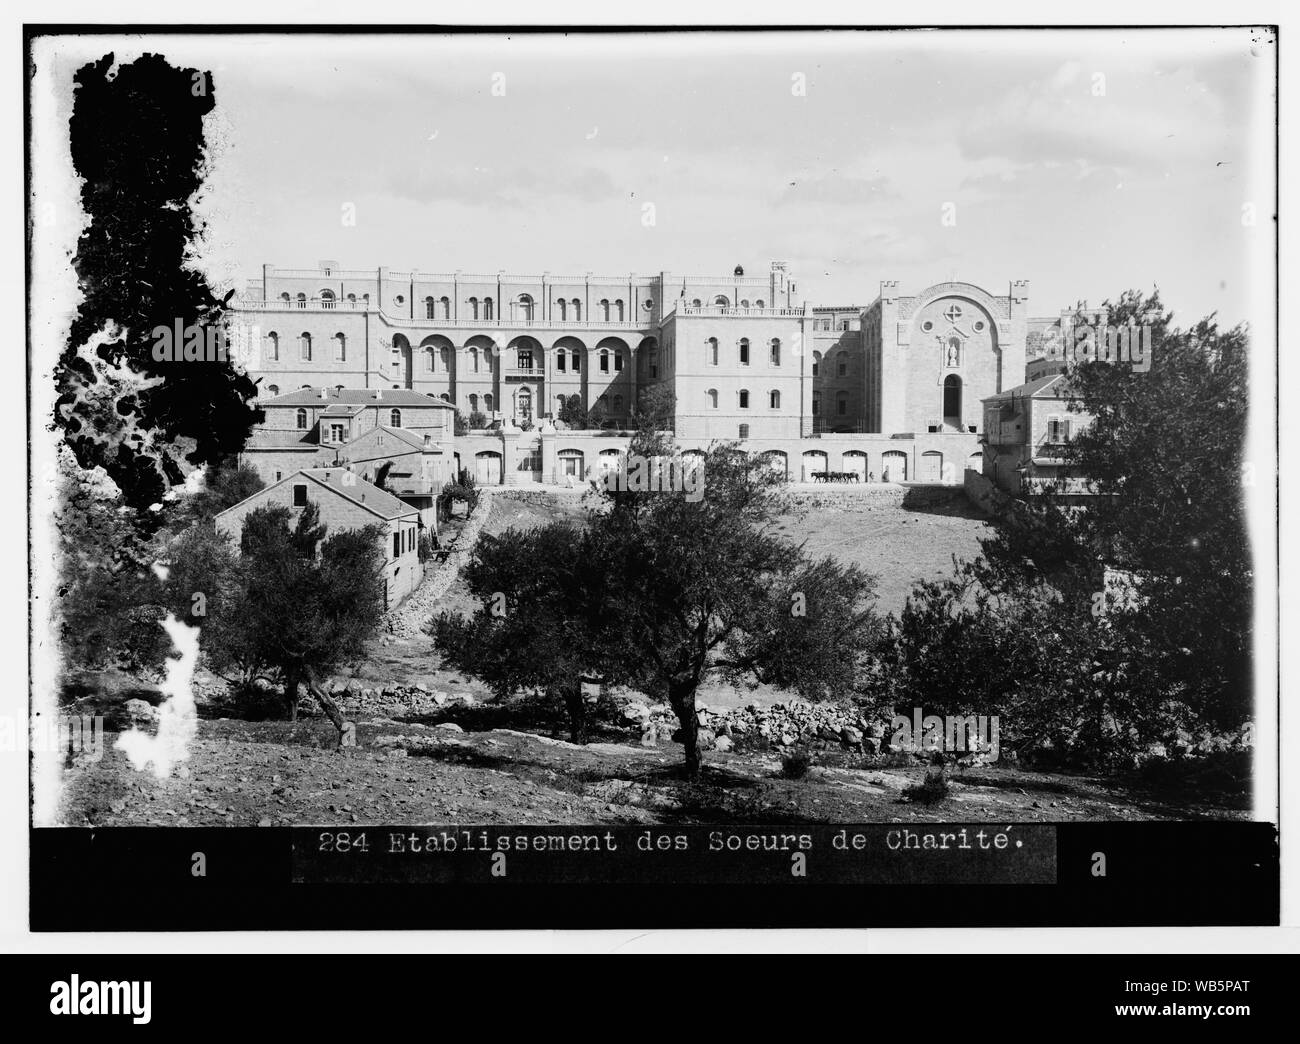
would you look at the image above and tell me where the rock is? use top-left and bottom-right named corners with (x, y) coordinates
top-left (361, 688), bottom-right (375, 700)
top-left (123, 698), bottom-right (158, 726)
top-left (713, 735), bottom-right (734, 752)
top-left (413, 683), bottom-right (430, 693)
top-left (779, 733), bottom-right (796, 747)
top-left (622, 701), bottom-right (650, 723)
top-left (459, 694), bottom-right (476, 707)
top-left (840, 726), bottom-right (864, 750)
top-left (257, 817), bottom-right (272, 827)
top-left (435, 723), bottom-right (464, 734)
top-left (345, 679), bottom-right (363, 696)
top-left (433, 692), bottom-right (448, 706)
top-left (697, 729), bottom-right (716, 750)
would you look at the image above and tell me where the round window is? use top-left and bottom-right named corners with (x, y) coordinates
top-left (974, 320), bottom-right (986, 332)
top-left (922, 320), bottom-right (934, 332)
top-left (643, 299), bottom-right (653, 311)
top-left (396, 295), bottom-right (405, 305)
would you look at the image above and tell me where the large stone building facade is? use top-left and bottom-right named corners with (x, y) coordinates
top-left (227, 261), bottom-right (1091, 486)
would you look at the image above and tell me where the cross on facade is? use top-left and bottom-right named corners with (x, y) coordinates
top-left (943, 304), bottom-right (963, 323)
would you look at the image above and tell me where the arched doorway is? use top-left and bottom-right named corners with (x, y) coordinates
top-left (881, 450), bottom-right (908, 483)
top-left (943, 374), bottom-right (962, 427)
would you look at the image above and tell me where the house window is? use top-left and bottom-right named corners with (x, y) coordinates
top-left (469, 394), bottom-right (479, 412)
top-left (267, 384), bottom-right (279, 397)
top-left (295, 408), bottom-right (308, 430)
top-left (812, 392), bottom-right (821, 416)
top-left (613, 394), bottom-right (624, 411)
top-left (738, 390), bottom-right (750, 409)
top-left (615, 299), bottom-right (624, 321)
top-left (838, 355), bottom-right (847, 377)
top-left (275, 471), bottom-right (282, 481)
top-left (484, 297), bottom-right (494, 320)
top-left (739, 339), bottom-right (750, 365)
top-left (708, 337), bottom-right (718, 365)
top-left (518, 350), bottom-right (533, 371)
top-left (837, 393), bottom-right (848, 416)
top-left (556, 351), bottom-right (566, 372)
top-left (265, 332), bottom-right (279, 361)
top-left (599, 299), bottom-right (610, 321)
top-left (769, 390), bottom-right (781, 409)
top-left (738, 424), bottom-right (749, 438)
top-left (571, 298), bottom-right (581, 320)
top-left (300, 333), bottom-right (312, 361)
top-left (484, 393), bottom-right (494, 411)
top-left (393, 532), bottom-right (400, 558)
top-left (330, 423), bottom-right (345, 442)
top-left (390, 409), bottom-right (402, 427)
top-left (425, 347), bottom-right (435, 372)
top-left (469, 297), bottom-right (479, 320)
top-left (293, 484), bottom-right (308, 507)
top-left (770, 339), bottom-right (781, 366)
top-left (707, 389), bottom-right (718, 409)
top-left (571, 352), bottom-right (581, 372)
top-left (600, 351), bottom-right (610, 373)
top-left (296, 293), bottom-right (306, 308)
top-left (334, 333), bottom-right (346, 361)
top-left (425, 297), bottom-right (436, 319)
top-left (556, 299), bottom-right (567, 320)
top-left (614, 351), bottom-right (623, 372)
top-left (440, 296), bottom-right (450, 319)
top-left (839, 320), bottom-right (849, 331)
top-left (811, 358), bottom-right (819, 377)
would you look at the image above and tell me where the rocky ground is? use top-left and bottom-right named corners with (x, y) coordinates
top-left (51, 488), bottom-right (1253, 827)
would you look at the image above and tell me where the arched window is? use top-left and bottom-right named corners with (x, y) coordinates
top-left (265, 332), bottom-right (279, 361)
top-left (295, 408), bottom-right (308, 430)
top-left (425, 347), bottom-right (435, 372)
top-left (756, 299), bottom-right (765, 308)
top-left (599, 299), bottom-right (610, 321)
top-left (425, 297), bottom-right (436, 319)
top-left (812, 352), bottom-right (821, 377)
top-left (571, 350), bottom-right (581, 372)
top-left (347, 293), bottom-right (357, 306)
top-left (390, 409), bottom-right (402, 428)
top-left (484, 393), bottom-right (494, 411)
top-left (556, 299), bottom-right (567, 320)
top-left (333, 333), bottom-right (346, 361)
top-left (440, 296), bottom-right (450, 319)
top-left (770, 339), bottom-right (781, 366)
top-left (440, 393), bottom-right (451, 403)
top-left (707, 389), bottom-right (718, 409)
top-left (469, 297), bottom-right (479, 320)
top-left (515, 294), bottom-right (533, 321)
top-left (713, 295), bottom-right (729, 307)
top-left (738, 389), bottom-right (750, 409)
top-left (280, 292), bottom-right (290, 305)
top-left (320, 290), bottom-right (335, 309)
top-left (599, 349), bottom-right (610, 373)
top-left (484, 297), bottom-right (494, 320)
top-left (296, 293), bottom-right (306, 308)
top-left (769, 390), bottom-right (781, 409)
top-left (267, 384), bottom-right (280, 397)
top-left (691, 298), bottom-right (702, 308)
top-left (614, 299), bottom-right (624, 321)
top-left (740, 299), bottom-right (750, 308)
top-left (299, 332), bottom-right (312, 361)
top-left (469, 393), bottom-right (479, 412)
top-left (469, 346), bottom-right (479, 373)
top-left (707, 337), bottom-right (719, 365)
top-left (739, 338), bottom-right (750, 366)
top-left (571, 298), bottom-right (581, 321)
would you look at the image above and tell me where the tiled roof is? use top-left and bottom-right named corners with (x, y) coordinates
top-left (265, 387), bottom-right (456, 408)
top-left (356, 425), bottom-right (427, 450)
top-left (244, 429), bottom-right (322, 449)
top-left (215, 468), bottom-right (417, 523)
top-left (982, 374), bottom-right (1077, 402)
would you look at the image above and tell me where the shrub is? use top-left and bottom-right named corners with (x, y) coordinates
top-left (780, 747), bottom-right (813, 779)
top-left (468, 410), bottom-right (488, 430)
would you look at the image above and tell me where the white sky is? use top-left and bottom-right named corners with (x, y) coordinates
top-left (35, 28), bottom-right (1276, 324)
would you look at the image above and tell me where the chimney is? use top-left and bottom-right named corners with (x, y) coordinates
top-left (374, 388), bottom-right (383, 400)
top-left (318, 388), bottom-right (327, 400)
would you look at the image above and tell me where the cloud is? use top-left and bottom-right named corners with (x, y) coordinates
top-left (774, 171), bottom-right (895, 208)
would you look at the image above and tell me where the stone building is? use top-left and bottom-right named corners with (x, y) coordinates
top-left (215, 467), bottom-right (425, 608)
top-left (980, 374), bottom-right (1096, 496)
top-left (226, 260), bottom-right (1092, 487)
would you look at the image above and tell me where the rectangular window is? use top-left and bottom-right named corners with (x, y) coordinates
top-left (330, 423), bottom-right (345, 443)
top-left (556, 354), bottom-right (566, 372)
top-left (837, 399), bottom-right (847, 416)
top-left (600, 354), bottom-right (609, 373)
top-left (572, 352), bottom-right (580, 372)
top-left (293, 484), bottom-right (307, 507)
top-left (393, 532), bottom-right (400, 558)
top-left (739, 342), bottom-right (750, 365)
top-left (738, 390), bottom-right (750, 409)
top-left (614, 353), bottom-right (623, 372)
top-left (770, 344), bottom-right (780, 365)
top-left (518, 351), bottom-right (533, 370)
